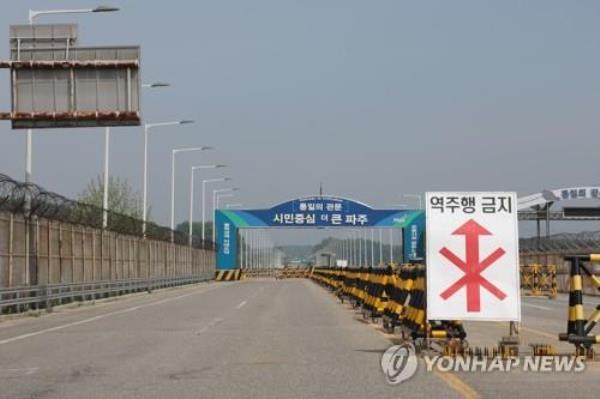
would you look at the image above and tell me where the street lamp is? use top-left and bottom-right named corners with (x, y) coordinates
top-left (379, 229), bottom-right (383, 266)
top-left (371, 229), bottom-right (374, 267)
top-left (346, 231), bottom-right (354, 266)
top-left (93, 6), bottom-right (121, 12)
top-left (212, 188), bottom-right (239, 243)
top-left (29, 5), bottom-right (120, 24)
top-left (188, 165), bottom-right (226, 245)
top-left (201, 177), bottom-right (230, 242)
top-left (102, 82), bottom-right (170, 229)
top-left (24, 6), bottom-right (119, 187)
top-left (216, 193), bottom-right (235, 210)
top-left (142, 82), bottom-right (170, 88)
top-left (401, 194), bottom-right (423, 210)
top-left (389, 229), bottom-right (394, 265)
top-left (171, 146), bottom-right (213, 233)
top-left (363, 229), bottom-right (368, 266)
top-left (358, 229), bottom-right (362, 267)
top-left (142, 120), bottom-right (194, 235)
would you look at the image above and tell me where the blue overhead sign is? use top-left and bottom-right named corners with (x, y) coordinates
top-left (222, 196), bottom-right (418, 228)
top-left (215, 196), bottom-right (425, 269)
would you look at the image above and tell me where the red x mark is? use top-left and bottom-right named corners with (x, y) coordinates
top-left (439, 219), bottom-right (507, 312)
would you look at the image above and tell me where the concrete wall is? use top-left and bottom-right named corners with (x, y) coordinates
top-left (0, 211), bottom-right (215, 288)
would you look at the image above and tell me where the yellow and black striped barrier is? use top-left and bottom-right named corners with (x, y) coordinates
top-left (311, 265), bottom-right (466, 343)
top-left (520, 264), bottom-right (557, 298)
top-left (215, 269), bottom-right (243, 281)
top-left (559, 254), bottom-right (600, 353)
top-left (276, 268), bottom-right (311, 279)
top-left (243, 269), bottom-right (273, 278)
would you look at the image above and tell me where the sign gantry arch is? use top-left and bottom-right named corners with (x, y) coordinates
top-left (215, 195), bottom-right (425, 269)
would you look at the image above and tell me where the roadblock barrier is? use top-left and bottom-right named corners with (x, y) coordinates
top-left (243, 269), bottom-right (276, 278)
top-left (444, 343), bottom-right (520, 359)
top-left (530, 343), bottom-right (557, 356)
top-left (520, 264), bottom-right (557, 298)
top-left (276, 268), bottom-right (310, 279)
top-left (215, 269), bottom-right (243, 281)
top-left (311, 265), bottom-right (466, 345)
top-left (243, 268), bottom-right (311, 279)
top-left (558, 254), bottom-right (600, 355)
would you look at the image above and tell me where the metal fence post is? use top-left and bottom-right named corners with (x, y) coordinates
top-left (58, 222), bottom-right (63, 284)
top-left (8, 213), bottom-right (14, 288)
top-left (81, 227), bottom-right (85, 282)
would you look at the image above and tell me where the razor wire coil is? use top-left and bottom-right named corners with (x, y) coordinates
top-left (0, 173), bottom-right (215, 250)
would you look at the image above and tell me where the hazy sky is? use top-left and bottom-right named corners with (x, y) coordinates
top-left (1, 1), bottom-right (599, 243)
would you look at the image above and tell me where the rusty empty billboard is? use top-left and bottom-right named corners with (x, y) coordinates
top-left (1, 24), bottom-right (140, 129)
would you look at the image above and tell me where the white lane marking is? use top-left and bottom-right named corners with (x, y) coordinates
top-left (0, 284), bottom-right (224, 346)
top-left (0, 368), bottom-right (38, 377)
top-left (232, 282), bottom-right (267, 310)
top-left (197, 317), bottom-right (224, 334)
top-left (522, 302), bottom-right (552, 311)
top-left (519, 325), bottom-right (557, 340)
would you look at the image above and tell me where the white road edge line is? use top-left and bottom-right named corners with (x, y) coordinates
top-left (0, 367), bottom-right (39, 377)
top-left (0, 284), bottom-right (224, 346)
top-left (235, 300), bottom-right (247, 309)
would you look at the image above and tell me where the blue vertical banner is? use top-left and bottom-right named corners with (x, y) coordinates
top-left (403, 211), bottom-right (425, 262)
top-left (216, 210), bottom-right (238, 269)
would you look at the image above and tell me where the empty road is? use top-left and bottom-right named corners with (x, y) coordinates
top-left (0, 279), bottom-right (598, 398)
top-left (0, 279), bottom-right (457, 399)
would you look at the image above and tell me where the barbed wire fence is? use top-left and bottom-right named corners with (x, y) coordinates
top-left (519, 235), bottom-right (600, 254)
top-left (10, 170), bottom-right (600, 256)
top-left (0, 173), bottom-right (215, 250)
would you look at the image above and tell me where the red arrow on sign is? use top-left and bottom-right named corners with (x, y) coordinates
top-left (439, 219), bottom-right (507, 312)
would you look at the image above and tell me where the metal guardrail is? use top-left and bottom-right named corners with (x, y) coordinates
top-left (0, 273), bottom-right (213, 313)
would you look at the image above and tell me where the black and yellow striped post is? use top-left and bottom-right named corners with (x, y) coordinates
top-left (567, 256), bottom-right (585, 338)
top-left (215, 269), bottom-right (243, 281)
top-left (404, 265), bottom-right (426, 338)
top-left (392, 265), bottom-right (415, 331)
top-left (559, 254), bottom-right (600, 351)
top-left (310, 262), bottom-right (468, 347)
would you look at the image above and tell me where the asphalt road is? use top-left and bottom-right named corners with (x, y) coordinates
top-left (461, 293), bottom-right (600, 398)
top-left (1, 279), bottom-right (598, 399)
top-left (0, 279), bottom-right (458, 399)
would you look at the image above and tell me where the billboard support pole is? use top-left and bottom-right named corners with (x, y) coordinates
top-left (102, 127), bottom-right (110, 229)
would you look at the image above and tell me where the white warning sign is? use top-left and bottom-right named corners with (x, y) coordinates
top-left (426, 192), bottom-right (520, 321)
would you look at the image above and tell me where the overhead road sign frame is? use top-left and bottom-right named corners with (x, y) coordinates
top-left (1, 24), bottom-right (141, 129)
top-left (0, 59), bottom-right (139, 68)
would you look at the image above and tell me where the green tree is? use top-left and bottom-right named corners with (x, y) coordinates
top-left (78, 175), bottom-right (146, 219)
top-left (176, 221), bottom-right (213, 240)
